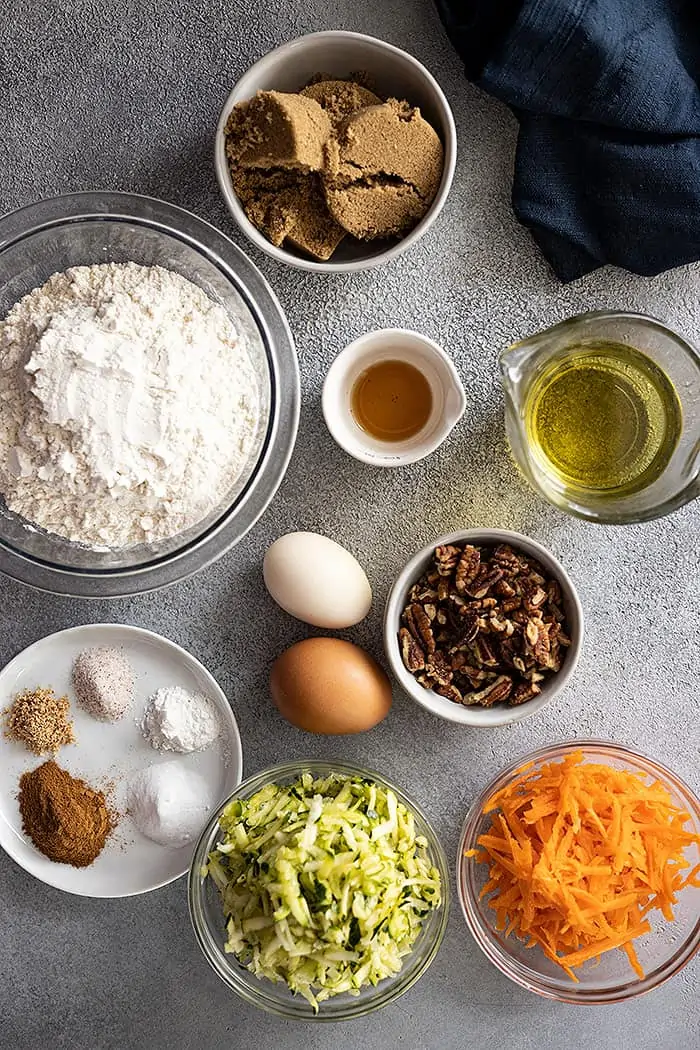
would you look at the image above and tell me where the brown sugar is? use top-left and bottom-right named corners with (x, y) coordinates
top-left (284, 178), bottom-right (346, 260)
top-left (225, 90), bottom-right (331, 172)
top-left (300, 80), bottom-right (381, 126)
top-left (223, 80), bottom-right (444, 258)
top-left (323, 99), bottom-right (444, 240)
top-left (230, 168), bottom-right (345, 260)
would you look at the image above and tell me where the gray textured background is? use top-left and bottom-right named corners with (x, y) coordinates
top-left (1, 1), bottom-right (698, 1048)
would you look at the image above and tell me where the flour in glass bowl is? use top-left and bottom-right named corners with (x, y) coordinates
top-left (0, 262), bottom-right (261, 548)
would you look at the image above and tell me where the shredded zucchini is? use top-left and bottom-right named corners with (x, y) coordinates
top-left (205, 772), bottom-right (442, 1011)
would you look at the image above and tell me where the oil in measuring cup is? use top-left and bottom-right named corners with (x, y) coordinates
top-left (523, 340), bottom-right (683, 497)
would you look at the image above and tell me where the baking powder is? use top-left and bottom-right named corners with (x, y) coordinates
top-left (141, 685), bottom-right (220, 753)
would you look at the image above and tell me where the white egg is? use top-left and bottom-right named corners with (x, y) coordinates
top-left (263, 532), bottom-right (372, 629)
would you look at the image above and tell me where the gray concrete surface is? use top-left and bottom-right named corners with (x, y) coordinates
top-left (0, 1), bottom-right (698, 1048)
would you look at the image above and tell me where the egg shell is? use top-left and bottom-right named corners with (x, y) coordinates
top-left (270, 637), bottom-right (392, 735)
top-left (263, 531), bottom-right (372, 629)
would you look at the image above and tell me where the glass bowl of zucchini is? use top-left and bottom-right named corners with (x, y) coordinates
top-left (188, 760), bottom-right (449, 1019)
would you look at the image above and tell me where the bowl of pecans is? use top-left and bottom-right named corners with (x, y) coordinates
top-left (383, 530), bottom-right (583, 726)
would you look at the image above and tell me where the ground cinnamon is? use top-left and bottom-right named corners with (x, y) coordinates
top-left (18, 760), bottom-right (113, 867)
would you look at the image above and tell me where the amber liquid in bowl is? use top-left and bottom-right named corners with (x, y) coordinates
top-left (350, 359), bottom-right (432, 441)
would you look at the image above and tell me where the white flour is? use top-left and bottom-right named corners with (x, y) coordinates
top-left (0, 262), bottom-right (260, 547)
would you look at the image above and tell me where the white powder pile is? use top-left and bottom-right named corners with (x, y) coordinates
top-left (127, 761), bottom-right (211, 847)
top-left (72, 646), bottom-right (135, 721)
top-left (0, 262), bottom-right (260, 547)
top-left (141, 685), bottom-right (220, 753)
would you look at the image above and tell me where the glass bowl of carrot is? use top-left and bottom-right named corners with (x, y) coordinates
top-left (457, 740), bottom-right (700, 1002)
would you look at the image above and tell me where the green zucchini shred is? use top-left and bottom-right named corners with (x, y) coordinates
top-left (205, 773), bottom-right (442, 1012)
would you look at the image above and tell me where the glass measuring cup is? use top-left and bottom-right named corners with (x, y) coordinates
top-left (500, 312), bottom-right (700, 524)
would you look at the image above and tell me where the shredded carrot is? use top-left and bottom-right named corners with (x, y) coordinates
top-left (466, 751), bottom-right (700, 980)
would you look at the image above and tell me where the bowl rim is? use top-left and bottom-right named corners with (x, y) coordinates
top-left (455, 739), bottom-right (700, 1003)
top-left (383, 528), bottom-right (584, 726)
top-left (188, 758), bottom-right (450, 1021)
top-left (214, 29), bottom-right (457, 273)
top-left (0, 190), bottom-right (300, 598)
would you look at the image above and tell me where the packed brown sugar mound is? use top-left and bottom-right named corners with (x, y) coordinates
top-left (225, 90), bottom-right (331, 171)
top-left (224, 77), bottom-right (444, 260)
top-left (300, 79), bottom-right (381, 126)
top-left (324, 99), bottom-right (444, 240)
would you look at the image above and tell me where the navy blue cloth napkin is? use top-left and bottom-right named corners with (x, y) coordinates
top-left (435, 0), bottom-right (700, 281)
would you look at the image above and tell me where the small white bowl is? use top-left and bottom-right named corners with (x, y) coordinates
top-left (383, 529), bottom-right (583, 726)
top-left (215, 30), bottom-right (457, 272)
top-left (322, 329), bottom-right (466, 466)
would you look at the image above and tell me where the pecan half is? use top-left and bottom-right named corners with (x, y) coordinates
top-left (464, 675), bottom-right (513, 707)
top-left (399, 627), bottom-right (425, 672)
top-left (404, 602), bottom-right (435, 654)
top-left (492, 544), bottom-right (523, 577)
top-left (455, 544), bottom-right (481, 593)
top-left (435, 544), bottom-right (461, 576)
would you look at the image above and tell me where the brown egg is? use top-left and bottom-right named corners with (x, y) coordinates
top-left (270, 637), bottom-right (392, 735)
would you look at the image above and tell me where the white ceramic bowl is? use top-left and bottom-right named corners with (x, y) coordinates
top-left (215, 31), bottom-right (457, 272)
top-left (383, 529), bottom-right (583, 726)
top-left (322, 329), bottom-right (466, 466)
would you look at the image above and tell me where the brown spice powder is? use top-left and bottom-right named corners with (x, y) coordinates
top-left (3, 687), bottom-right (75, 755)
top-left (18, 760), bottom-right (114, 868)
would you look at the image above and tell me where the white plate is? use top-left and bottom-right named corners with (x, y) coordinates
top-left (0, 624), bottom-right (242, 897)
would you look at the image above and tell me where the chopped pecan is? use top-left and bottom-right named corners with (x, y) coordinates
top-left (454, 544), bottom-right (481, 593)
top-left (472, 635), bottom-right (499, 667)
top-left (409, 582), bottom-right (438, 602)
top-left (547, 579), bottom-right (562, 605)
top-left (495, 579), bottom-right (515, 597)
top-left (454, 610), bottom-right (480, 646)
top-left (522, 579), bottom-right (548, 610)
top-left (398, 539), bottom-right (571, 711)
top-left (465, 567), bottom-right (504, 599)
top-left (434, 544), bottom-right (461, 576)
top-left (492, 544), bottom-right (523, 577)
top-left (424, 652), bottom-right (453, 687)
top-left (404, 602), bottom-right (436, 654)
top-left (464, 675), bottom-right (513, 707)
top-left (489, 613), bottom-right (511, 634)
top-left (509, 681), bottom-right (541, 706)
top-left (459, 666), bottom-right (490, 688)
top-left (532, 622), bottom-right (552, 665)
top-left (435, 682), bottom-right (463, 704)
top-left (450, 650), bottom-right (468, 671)
top-left (399, 627), bottom-right (425, 672)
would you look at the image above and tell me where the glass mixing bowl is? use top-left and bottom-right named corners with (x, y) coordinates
top-left (0, 192), bottom-right (299, 596)
top-left (457, 740), bottom-right (700, 1003)
top-left (188, 760), bottom-right (450, 1020)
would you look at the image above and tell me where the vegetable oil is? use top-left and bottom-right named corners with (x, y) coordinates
top-left (524, 341), bottom-right (682, 495)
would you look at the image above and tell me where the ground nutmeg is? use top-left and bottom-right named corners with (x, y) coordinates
top-left (18, 760), bottom-right (113, 868)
